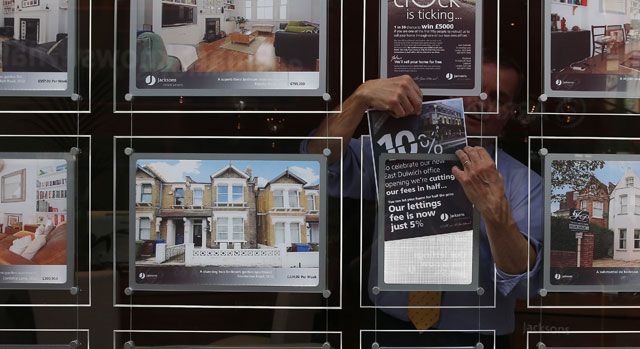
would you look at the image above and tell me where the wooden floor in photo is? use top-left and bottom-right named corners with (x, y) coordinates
top-left (193, 33), bottom-right (318, 73)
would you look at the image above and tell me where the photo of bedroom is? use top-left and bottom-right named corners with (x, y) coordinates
top-left (547, 0), bottom-right (640, 97)
top-left (0, 0), bottom-right (70, 73)
top-left (132, 0), bottom-right (325, 94)
top-left (0, 158), bottom-right (68, 272)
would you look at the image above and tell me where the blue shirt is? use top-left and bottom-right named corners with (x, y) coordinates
top-left (303, 137), bottom-right (543, 335)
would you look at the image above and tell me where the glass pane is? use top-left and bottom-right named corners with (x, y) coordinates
top-left (217, 185), bottom-right (228, 202)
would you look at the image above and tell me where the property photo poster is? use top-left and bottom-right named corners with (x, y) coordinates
top-left (545, 0), bottom-right (640, 98)
top-left (129, 154), bottom-right (327, 292)
top-left (380, 0), bottom-right (483, 95)
top-left (129, 0), bottom-right (327, 97)
top-left (545, 154), bottom-right (640, 291)
top-left (0, 0), bottom-right (76, 96)
top-left (0, 154), bottom-right (74, 289)
top-left (377, 153), bottom-right (476, 290)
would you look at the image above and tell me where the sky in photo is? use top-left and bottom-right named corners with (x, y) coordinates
top-left (137, 159), bottom-right (321, 187)
top-left (551, 159), bottom-right (640, 212)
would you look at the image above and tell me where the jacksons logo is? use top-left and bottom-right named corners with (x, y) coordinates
top-left (144, 75), bottom-right (178, 86)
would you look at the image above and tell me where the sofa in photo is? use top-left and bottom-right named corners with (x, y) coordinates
top-left (0, 221), bottom-right (67, 265)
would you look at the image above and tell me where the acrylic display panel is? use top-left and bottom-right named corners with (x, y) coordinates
top-left (114, 0), bottom-right (343, 113)
top-left (114, 331), bottom-right (341, 349)
top-left (0, 153), bottom-right (75, 290)
top-left (379, 0), bottom-right (484, 96)
top-left (0, 135), bottom-right (91, 306)
top-left (528, 136), bottom-right (640, 308)
top-left (543, 0), bottom-right (640, 99)
top-left (375, 153), bottom-right (479, 292)
top-left (0, 329), bottom-right (88, 348)
top-left (527, 0), bottom-right (640, 115)
top-left (0, 0), bottom-right (91, 113)
top-left (360, 136), bottom-right (499, 308)
top-left (128, 153), bottom-right (327, 293)
top-left (113, 136), bottom-right (342, 308)
top-left (527, 331), bottom-right (640, 348)
top-left (543, 153), bottom-right (640, 293)
top-left (361, 330), bottom-right (495, 348)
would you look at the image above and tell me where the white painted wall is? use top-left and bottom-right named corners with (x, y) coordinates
top-left (239, 0), bottom-right (323, 26)
top-left (551, 0), bottom-right (635, 30)
top-left (609, 168), bottom-right (640, 261)
top-left (13, 0), bottom-right (67, 43)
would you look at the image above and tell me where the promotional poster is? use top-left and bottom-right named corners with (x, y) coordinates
top-left (0, 155), bottom-right (74, 289)
top-left (129, 0), bottom-right (327, 96)
top-left (380, 0), bottom-right (483, 95)
top-left (0, 0), bottom-right (75, 96)
top-left (129, 154), bottom-right (327, 292)
top-left (545, 0), bottom-right (640, 98)
top-left (377, 153), bottom-right (476, 290)
top-left (545, 154), bottom-right (640, 291)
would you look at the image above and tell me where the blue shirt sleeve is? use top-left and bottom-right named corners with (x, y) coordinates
top-left (493, 151), bottom-right (544, 298)
top-left (300, 137), bottom-right (377, 201)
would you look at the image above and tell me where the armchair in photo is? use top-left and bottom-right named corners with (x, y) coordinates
top-left (1, 35), bottom-right (68, 72)
top-left (136, 31), bottom-right (182, 75)
top-left (274, 28), bottom-right (319, 66)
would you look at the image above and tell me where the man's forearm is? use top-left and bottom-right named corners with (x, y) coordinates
top-left (483, 199), bottom-right (537, 275)
top-left (307, 90), bottom-right (369, 164)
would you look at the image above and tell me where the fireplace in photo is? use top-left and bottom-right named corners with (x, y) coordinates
top-left (204, 17), bottom-right (220, 42)
top-left (19, 18), bottom-right (39, 43)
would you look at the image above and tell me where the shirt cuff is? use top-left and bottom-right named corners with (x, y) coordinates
top-left (494, 233), bottom-right (543, 296)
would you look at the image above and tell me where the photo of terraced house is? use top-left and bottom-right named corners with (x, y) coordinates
top-left (133, 159), bottom-right (321, 271)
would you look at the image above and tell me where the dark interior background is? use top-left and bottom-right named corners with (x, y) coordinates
top-left (0, 0), bottom-right (640, 347)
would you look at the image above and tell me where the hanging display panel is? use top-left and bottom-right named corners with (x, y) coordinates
top-left (361, 329), bottom-right (495, 348)
top-left (113, 136), bottom-right (342, 309)
top-left (0, 0), bottom-right (76, 96)
top-left (0, 135), bottom-right (91, 306)
top-left (543, 0), bottom-right (640, 99)
top-left (0, 153), bottom-right (75, 290)
top-left (379, 0), bottom-right (484, 96)
top-left (544, 153), bottom-right (640, 292)
top-left (0, 329), bottom-right (88, 349)
top-left (114, 0), bottom-right (342, 113)
top-left (114, 330), bottom-right (341, 349)
top-left (528, 330), bottom-right (640, 349)
top-left (376, 153), bottom-right (479, 291)
top-left (128, 153), bottom-right (327, 293)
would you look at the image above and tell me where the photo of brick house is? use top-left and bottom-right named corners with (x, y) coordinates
top-left (133, 159), bottom-right (321, 269)
top-left (550, 160), bottom-right (640, 270)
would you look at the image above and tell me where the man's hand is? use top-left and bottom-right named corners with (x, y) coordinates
top-left (354, 75), bottom-right (423, 118)
top-left (451, 146), bottom-right (536, 275)
top-left (451, 146), bottom-right (506, 218)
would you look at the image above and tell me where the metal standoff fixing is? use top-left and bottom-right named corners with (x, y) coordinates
top-left (538, 94), bottom-right (548, 103)
top-left (537, 342), bottom-right (546, 349)
top-left (124, 287), bottom-right (134, 296)
top-left (69, 340), bottom-right (81, 349)
top-left (71, 93), bottom-right (82, 102)
top-left (476, 287), bottom-right (485, 296)
top-left (371, 342), bottom-right (380, 349)
top-left (322, 289), bottom-right (332, 299)
top-left (70, 147), bottom-right (82, 156)
top-left (238, 100), bottom-right (246, 111)
top-left (322, 342), bottom-right (331, 349)
top-left (479, 92), bottom-right (488, 101)
top-left (475, 342), bottom-right (484, 349)
top-left (323, 148), bottom-right (332, 157)
top-left (124, 147), bottom-right (135, 156)
top-left (538, 148), bottom-right (549, 157)
top-left (372, 286), bottom-right (380, 295)
top-left (124, 340), bottom-right (135, 349)
top-left (322, 93), bottom-right (332, 102)
top-left (124, 93), bottom-right (134, 102)
top-left (538, 288), bottom-right (548, 297)
top-left (69, 286), bottom-right (79, 296)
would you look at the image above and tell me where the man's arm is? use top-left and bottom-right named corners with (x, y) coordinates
top-left (307, 75), bottom-right (423, 164)
top-left (452, 146), bottom-right (537, 275)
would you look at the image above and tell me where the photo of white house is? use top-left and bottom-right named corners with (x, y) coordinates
top-left (133, 158), bottom-right (322, 271)
top-left (134, 0), bottom-right (323, 76)
top-left (0, 0), bottom-right (70, 72)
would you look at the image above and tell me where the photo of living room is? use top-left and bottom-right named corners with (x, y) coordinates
top-left (0, 0), bottom-right (70, 73)
top-left (134, 0), bottom-right (323, 77)
top-left (547, 0), bottom-right (640, 96)
top-left (0, 158), bottom-right (68, 269)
